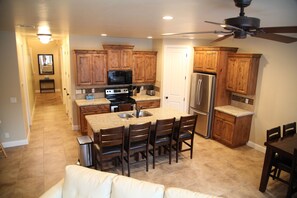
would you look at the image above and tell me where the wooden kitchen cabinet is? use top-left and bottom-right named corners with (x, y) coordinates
top-left (74, 50), bottom-right (107, 86)
top-left (133, 51), bottom-right (157, 83)
top-left (103, 44), bottom-right (134, 70)
top-left (212, 110), bottom-right (252, 148)
top-left (226, 53), bottom-right (262, 95)
top-left (193, 47), bottom-right (238, 73)
top-left (193, 47), bottom-right (238, 107)
top-left (78, 104), bottom-right (110, 134)
top-left (136, 100), bottom-right (160, 109)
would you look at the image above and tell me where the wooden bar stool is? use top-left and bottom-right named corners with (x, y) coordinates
top-left (0, 143), bottom-right (7, 158)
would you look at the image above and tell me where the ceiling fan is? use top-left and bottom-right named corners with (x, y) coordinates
top-left (166, 0), bottom-right (297, 43)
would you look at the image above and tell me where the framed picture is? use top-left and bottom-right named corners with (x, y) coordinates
top-left (38, 54), bottom-right (54, 75)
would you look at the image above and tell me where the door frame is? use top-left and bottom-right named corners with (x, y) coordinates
top-left (161, 45), bottom-right (192, 113)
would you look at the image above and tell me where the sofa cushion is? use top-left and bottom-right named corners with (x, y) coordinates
top-left (111, 175), bottom-right (164, 198)
top-left (165, 187), bottom-right (219, 198)
top-left (62, 165), bottom-right (116, 198)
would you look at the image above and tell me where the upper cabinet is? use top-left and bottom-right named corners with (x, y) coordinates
top-left (226, 53), bottom-right (262, 95)
top-left (103, 45), bottom-right (134, 70)
top-left (193, 47), bottom-right (238, 73)
top-left (133, 51), bottom-right (157, 83)
top-left (74, 50), bottom-right (107, 86)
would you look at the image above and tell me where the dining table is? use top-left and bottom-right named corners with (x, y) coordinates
top-left (259, 134), bottom-right (297, 192)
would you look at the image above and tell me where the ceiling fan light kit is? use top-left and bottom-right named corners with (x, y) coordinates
top-left (165, 0), bottom-right (297, 43)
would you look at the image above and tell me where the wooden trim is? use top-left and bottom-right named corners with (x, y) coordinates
top-left (102, 44), bottom-right (134, 50)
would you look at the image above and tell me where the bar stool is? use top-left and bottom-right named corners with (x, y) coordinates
top-left (0, 143), bottom-right (7, 158)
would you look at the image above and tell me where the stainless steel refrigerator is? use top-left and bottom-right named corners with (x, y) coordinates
top-left (189, 73), bottom-right (216, 138)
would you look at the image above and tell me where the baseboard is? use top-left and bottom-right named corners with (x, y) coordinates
top-left (2, 138), bottom-right (29, 148)
top-left (247, 141), bottom-right (266, 153)
top-left (72, 125), bottom-right (80, 131)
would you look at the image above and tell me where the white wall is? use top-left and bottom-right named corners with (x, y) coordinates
top-left (213, 37), bottom-right (297, 148)
top-left (0, 31), bottom-right (27, 147)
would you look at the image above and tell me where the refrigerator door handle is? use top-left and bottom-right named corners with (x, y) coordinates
top-left (197, 79), bottom-right (202, 105)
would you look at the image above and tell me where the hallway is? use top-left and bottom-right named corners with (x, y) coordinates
top-left (0, 93), bottom-right (80, 197)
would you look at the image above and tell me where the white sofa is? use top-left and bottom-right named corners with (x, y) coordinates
top-left (40, 165), bottom-right (218, 198)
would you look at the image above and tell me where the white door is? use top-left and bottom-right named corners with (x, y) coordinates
top-left (162, 46), bottom-right (190, 112)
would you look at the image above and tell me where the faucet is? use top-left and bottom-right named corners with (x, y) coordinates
top-left (135, 106), bottom-right (142, 118)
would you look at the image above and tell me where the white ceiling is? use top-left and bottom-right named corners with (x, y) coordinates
top-left (0, 0), bottom-right (296, 40)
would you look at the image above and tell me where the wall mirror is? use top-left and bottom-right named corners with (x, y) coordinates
top-left (38, 54), bottom-right (54, 75)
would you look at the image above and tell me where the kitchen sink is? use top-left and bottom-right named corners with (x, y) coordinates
top-left (132, 110), bottom-right (153, 118)
top-left (118, 113), bottom-right (133, 119)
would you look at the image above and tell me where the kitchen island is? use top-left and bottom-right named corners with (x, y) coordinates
top-left (86, 107), bottom-right (189, 143)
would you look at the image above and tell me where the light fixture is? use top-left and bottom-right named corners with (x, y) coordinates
top-left (37, 33), bottom-right (52, 44)
top-left (147, 36), bottom-right (153, 39)
top-left (101, 33), bottom-right (107, 37)
top-left (163, 16), bottom-right (173, 20)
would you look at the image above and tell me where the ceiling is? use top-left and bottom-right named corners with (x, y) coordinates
top-left (0, 0), bottom-right (297, 41)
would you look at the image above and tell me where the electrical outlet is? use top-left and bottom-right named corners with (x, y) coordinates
top-left (10, 97), bottom-right (17, 103)
top-left (82, 89), bottom-right (86, 94)
top-left (75, 89), bottom-right (82, 94)
top-left (4, 133), bottom-right (10, 138)
top-left (245, 98), bottom-right (249, 104)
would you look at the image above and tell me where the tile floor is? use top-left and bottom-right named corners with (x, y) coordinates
top-left (0, 93), bottom-right (290, 197)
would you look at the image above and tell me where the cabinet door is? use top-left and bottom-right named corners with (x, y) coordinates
top-left (121, 49), bottom-right (133, 69)
top-left (204, 51), bottom-right (218, 72)
top-left (144, 54), bottom-right (156, 83)
top-left (226, 58), bottom-right (238, 91)
top-left (235, 58), bottom-right (251, 94)
top-left (76, 54), bottom-right (92, 85)
top-left (193, 51), bottom-right (205, 71)
top-left (213, 116), bottom-right (224, 139)
top-left (107, 50), bottom-right (121, 70)
top-left (133, 54), bottom-right (145, 83)
top-left (221, 121), bottom-right (234, 145)
top-left (92, 53), bottom-right (107, 85)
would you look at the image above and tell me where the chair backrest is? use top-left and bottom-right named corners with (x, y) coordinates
top-left (266, 126), bottom-right (281, 143)
top-left (118, 103), bottom-right (132, 111)
top-left (99, 126), bottom-right (125, 147)
top-left (177, 115), bottom-right (197, 135)
top-left (128, 122), bottom-right (151, 144)
top-left (154, 118), bottom-right (176, 138)
top-left (283, 122), bottom-right (296, 138)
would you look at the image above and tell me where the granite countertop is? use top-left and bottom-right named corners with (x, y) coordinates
top-left (214, 105), bottom-right (254, 117)
top-left (131, 95), bottom-right (161, 101)
top-left (86, 107), bottom-right (188, 133)
top-left (75, 98), bottom-right (111, 107)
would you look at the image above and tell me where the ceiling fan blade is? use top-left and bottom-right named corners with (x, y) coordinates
top-left (205, 21), bottom-right (243, 31)
top-left (211, 34), bottom-right (233, 43)
top-left (162, 30), bottom-right (232, 36)
top-left (252, 33), bottom-right (297, 43)
top-left (260, 26), bottom-right (297, 33)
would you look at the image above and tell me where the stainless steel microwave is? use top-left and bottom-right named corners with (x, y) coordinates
top-left (107, 70), bottom-right (132, 85)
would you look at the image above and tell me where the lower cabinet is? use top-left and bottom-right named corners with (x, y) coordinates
top-left (212, 110), bottom-right (252, 147)
top-left (78, 104), bottom-right (110, 134)
top-left (136, 100), bottom-right (160, 109)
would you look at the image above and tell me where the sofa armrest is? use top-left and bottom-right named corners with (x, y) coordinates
top-left (39, 179), bottom-right (64, 198)
top-left (165, 187), bottom-right (219, 198)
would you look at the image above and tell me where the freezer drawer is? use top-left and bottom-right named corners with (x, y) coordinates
top-left (189, 108), bottom-right (212, 138)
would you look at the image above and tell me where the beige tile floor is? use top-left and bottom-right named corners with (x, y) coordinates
top-left (0, 93), bottom-right (290, 197)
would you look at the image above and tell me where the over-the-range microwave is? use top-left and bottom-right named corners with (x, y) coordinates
top-left (107, 70), bottom-right (132, 85)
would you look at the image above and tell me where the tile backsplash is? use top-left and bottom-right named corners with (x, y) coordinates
top-left (231, 93), bottom-right (255, 112)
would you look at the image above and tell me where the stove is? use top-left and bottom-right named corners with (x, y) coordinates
top-left (105, 88), bottom-right (135, 112)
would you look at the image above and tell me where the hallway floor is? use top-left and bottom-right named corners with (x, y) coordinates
top-left (0, 93), bottom-right (289, 197)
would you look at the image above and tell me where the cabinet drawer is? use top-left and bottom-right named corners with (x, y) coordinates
top-left (81, 104), bottom-right (110, 113)
top-left (137, 100), bottom-right (160, 109)
top-left (215, 111), bottom-right (235, 123)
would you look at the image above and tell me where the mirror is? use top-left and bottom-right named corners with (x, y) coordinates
top-left (38, 54), bottom-right (54, 75)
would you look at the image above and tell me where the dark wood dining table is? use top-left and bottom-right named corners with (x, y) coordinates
top-left (259, 134), bottom-right (297, 192)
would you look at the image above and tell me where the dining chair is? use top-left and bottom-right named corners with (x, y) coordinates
top-left (266, 126), bottom-right (293, 184)
top-left (287, 148), bottom-right (297, 198)
top-left (93, 126), bottom-right (125, 175)
top-left (118, 103), bottom-right (132, 112)
top-left (173, 115), bottom-right (197, 163)
top-left (283, 122), bottom-right (296, 138)
top-left (149, 117), bottom-right (176, 169)
top-left (124, 122), bottom-right (151, 177)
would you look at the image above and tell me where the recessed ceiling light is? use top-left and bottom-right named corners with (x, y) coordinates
top-left (101, 33), bottom-right (107, 37)
top-left (163, 16), bottom-right (173, 20)
top-left (217, 34), bottom-right (225, 37)
top-left (161, 33), bottom-right (175, 36)
top-left (147, 36), bottom-right (153, 39)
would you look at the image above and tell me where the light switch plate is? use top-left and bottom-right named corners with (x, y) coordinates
top-left (10, 97), bottom-right (17, 103)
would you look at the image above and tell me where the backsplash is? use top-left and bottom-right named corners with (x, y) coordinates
top-left (231, 93), bottom-right (255, 111)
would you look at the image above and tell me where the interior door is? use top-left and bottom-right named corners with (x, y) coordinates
top-left (163, 46), bottom-right (190, 112)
